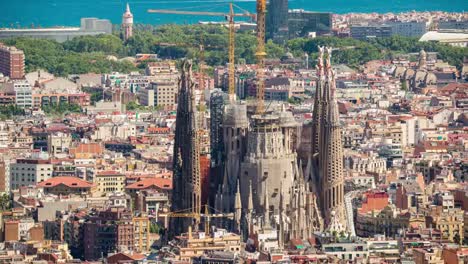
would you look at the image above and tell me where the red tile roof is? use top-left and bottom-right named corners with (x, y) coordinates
top-left (148, 127), bottom-right (171, 134)
top-left (96, 170), bottom-right (123, 176)
top-left (126, 177), bottom-right (172, 190)
top-left (37, 176), bottom-right (94, 188)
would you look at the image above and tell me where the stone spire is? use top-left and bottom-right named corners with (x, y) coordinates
top-left (234, 178), bottom-right (242, 231)
top-left (321, 47), bottom-right (346, 228)
top-left (317, 48), bottom-right (331, 221)
top-left (215, 186), bottom-right (222, 213)
top-left (418, 49), bottom-right (427, 70)
top-left (278, 182), bottom-right (285, 249)
top-left (311, 46), bottom-right (325, 158)
top-left (170, 60), bottom-right (202, 237)
top-left (244, 180), bottom-right (254, 237)
top-left (222, 165), bottom-right (230, 212)
top-left (248, 180), bottom-right (254, 212)
top-left (263, 181), bottom-right (271, 229)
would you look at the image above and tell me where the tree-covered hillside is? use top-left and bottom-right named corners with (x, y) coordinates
top-left (2, 25), bottom-right (466, 76)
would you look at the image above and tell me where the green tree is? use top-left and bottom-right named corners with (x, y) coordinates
top-left (126, 101), bottom-right (147, 111)
top-left (42, 103), bottom-right (82, 115)
top-left (149, 222), bottom-right (160, 234)
top-left (401, 81), bottom-right (408, 91)
top-left (63, 34), bottom-right (124, 54)
top-left (2, 38), bottom-right (137, 76)
top-left (287, 35), bottom-right (467, 69)
top-left (266, 39), bottom-right (285, 59)
top-left (0, 105), bottom-right (25, 120)
top-left (0, 193), bottom-right (11, 211)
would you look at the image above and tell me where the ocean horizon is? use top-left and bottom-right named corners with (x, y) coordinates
top-left (1, 0), bottom-right (467, 28)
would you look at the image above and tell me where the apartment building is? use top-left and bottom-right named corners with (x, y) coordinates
top-left (0, 44), bottom-right (24, 79)
top-left (10, 159), bottom-right (53, 190)
top-left (94, 171), bottom-right (125, 195)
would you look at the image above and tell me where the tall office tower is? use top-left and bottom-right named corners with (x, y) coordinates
top-left (122, 3), bottom-right (133, 41)
top-left (0, 44), bottom-right (24, 79)
top-left (171, 61), bottom-right (201, 236)
top-left (287, 11), bottom-right (332, 38)
top-left (310, 47), bottom-right (346, 228)
top-left (266, 0), bottom-right (289, 41)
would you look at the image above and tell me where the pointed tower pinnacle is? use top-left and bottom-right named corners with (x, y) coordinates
top-left (222, 165), bottom-right (229, 193)
top-left (122, 2), bottom-right (134, 41)
top-left (170, 60), bottom-right (202, 237)
top-left (263, 181), bottom-right (271, 229)
top-left (321, 47), bottom-right (346, 228)
top-left (278, 182), bottom-right (285, 249)
top-left (235, 178), bottom-right (242, 210)
top-left (214, 186), bottom-right (221, 212)
top-left (248, 180), bottom-right (253, 211)
top-left (222, 165), bottom-right (230, 212)
top-left (126, 2), bottom-right (131, 13)
top-left (234, 178), bottom-right (242, 231)
top-left (418, 49), bottom-right (427, 70)
top-left (311, 46), bottom-right (325, 160)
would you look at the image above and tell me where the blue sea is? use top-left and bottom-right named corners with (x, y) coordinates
top-left (1, 0), bottom-right (467, 28)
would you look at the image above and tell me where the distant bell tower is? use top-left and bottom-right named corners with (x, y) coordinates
top-left (122, 3), bottom-right (133, 41)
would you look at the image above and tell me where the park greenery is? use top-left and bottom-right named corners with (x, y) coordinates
top-left (1, 24), bottom-right (466, 77)
top-left (42, 103), bottom-right (82, 115)
top-left (0, 105), bottom-right (25, 120)
top-left (82, 87), bottom-right (104, 105)
top-left (126, 101), bottom-right (164, 111)
top-left (1, 36), bottom-right (137, 76)
top-left (287, 36), bottom-right (467, 69)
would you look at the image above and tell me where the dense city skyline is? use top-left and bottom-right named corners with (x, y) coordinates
top-left (0, 0), bottom-right (466, 263)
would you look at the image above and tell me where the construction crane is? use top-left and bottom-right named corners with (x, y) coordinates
top-left (159, 205), bottom-right (234, 236)
top-left (148, 4), bottom-right (256, 100)
top-left (255, 0), bottom-right (267, 114)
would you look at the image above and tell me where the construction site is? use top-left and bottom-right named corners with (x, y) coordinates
top-left (147, 0), bottom-right (347, 261)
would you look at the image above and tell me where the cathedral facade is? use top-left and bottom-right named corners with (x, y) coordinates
top-left (212, 47), bottom-right (347, 245)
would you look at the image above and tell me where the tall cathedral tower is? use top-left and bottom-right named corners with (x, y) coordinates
top-left (171, 61), bottom-right (201, 237)
top-left (310, 47), bottom-right (346, 228)
top-left (321, 47), bottom-right (345, 226)
top-left (122, 3), bottom-right (133, 41)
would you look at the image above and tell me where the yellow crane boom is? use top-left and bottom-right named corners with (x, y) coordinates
top-left (148, 5), bottom-right (255, 99)
top-left (148, 9), bottom-right (254, 18)
top-left (159, 205), bottom-right (234, 235)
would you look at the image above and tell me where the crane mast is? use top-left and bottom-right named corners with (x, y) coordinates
top-left (148, 5), bottom-right (255, 101)
top-left (228, 3), bottom-right (236, 101)
top-left (198, 41), bottom-right (205, 91)
top-left (255, 0), bottom-right (267, 114)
